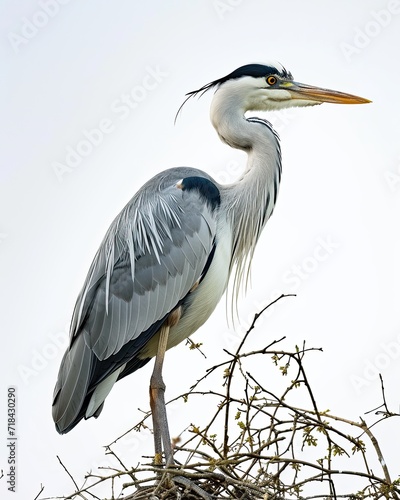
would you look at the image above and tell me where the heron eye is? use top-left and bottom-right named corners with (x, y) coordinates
top-left (266, 76), bottom-right (277, 86)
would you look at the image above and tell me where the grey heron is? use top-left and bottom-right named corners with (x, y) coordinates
top-left (52, 63), bottom-right (369, 465)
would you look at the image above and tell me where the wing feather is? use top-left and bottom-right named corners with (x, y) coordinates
top-left (52, 167), bottom-right (221, 433)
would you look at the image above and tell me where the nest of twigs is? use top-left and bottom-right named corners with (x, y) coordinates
top-left (40, 295), bottom-right (400, 500)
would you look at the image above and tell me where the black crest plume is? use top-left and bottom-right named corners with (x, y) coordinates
top-left (175, 63), bottom-right (293, 122)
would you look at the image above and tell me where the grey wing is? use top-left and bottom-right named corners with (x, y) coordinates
top-left (52, 168), bottom-right (220, 433)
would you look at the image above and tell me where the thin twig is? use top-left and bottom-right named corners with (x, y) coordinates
top-left (56, 456), bottom-right (79, 491)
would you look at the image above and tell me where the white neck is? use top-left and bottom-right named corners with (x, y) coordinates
top-left (210, 82), bottom-right (282, 296)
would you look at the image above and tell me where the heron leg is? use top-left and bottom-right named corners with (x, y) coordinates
top-left (149, 307), bottom-right (181, 466)
top-left (150, 324), bottom-right (171, 465)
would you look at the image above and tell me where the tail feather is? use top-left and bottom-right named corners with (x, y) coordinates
top-left (52, 319), bottom-right (164, 434)
top-left (52, 335), bottom-right (93, 434)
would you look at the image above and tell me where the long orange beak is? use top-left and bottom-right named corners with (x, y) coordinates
top-left (282, 81), bottom-right (371, 104)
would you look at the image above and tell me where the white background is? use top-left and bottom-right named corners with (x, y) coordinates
top-left (1, 1), bottom-right (400, 498)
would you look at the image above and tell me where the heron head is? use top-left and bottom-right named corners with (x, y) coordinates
top-left (177, 63), bottom-right (370, 118)
top-left (216, 63), bottom-right (371, 111)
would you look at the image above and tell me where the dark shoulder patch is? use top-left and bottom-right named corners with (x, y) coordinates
top-left (180, 177), bottom-right (221, 210)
